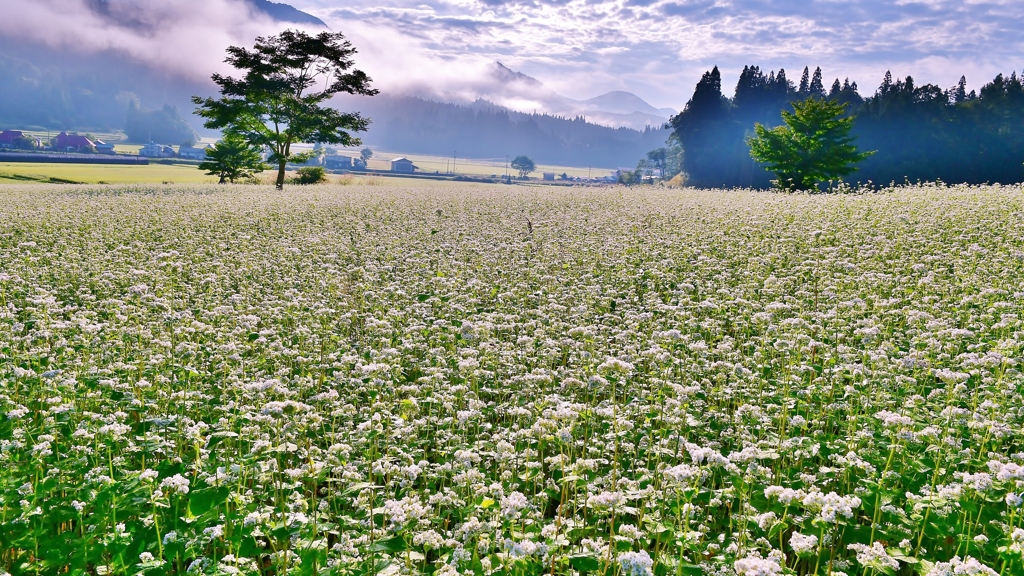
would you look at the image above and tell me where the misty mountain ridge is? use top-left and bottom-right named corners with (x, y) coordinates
top-left (464, 63), bottom-right (676, 130)
top-left (245, 0), bottom-right (326, 26)
top-left (343, 93), bottom-right (669, 168)
top-left (87, 0), bottom-right (325, 27)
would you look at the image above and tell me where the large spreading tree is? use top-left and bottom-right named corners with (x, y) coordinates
top-left (748, 97), bottom-right (873, 191)
top-left (192, 30), bottom-right (378, 189)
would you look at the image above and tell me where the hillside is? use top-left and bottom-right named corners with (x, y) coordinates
top-left (349, 94), bottom-right (670, 168)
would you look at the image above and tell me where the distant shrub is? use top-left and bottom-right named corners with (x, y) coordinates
top-left (291, 166), bottom-right (327, 185)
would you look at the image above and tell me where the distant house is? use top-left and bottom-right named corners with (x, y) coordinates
top-left (178, 144), bottom-right (210, 160)
top-left (53, 132), bottom-right (96, 152)
top-left (542, 172), bottom-right (555, 181)
top-left (140, 142), bottom-right (175, 158)
top-left (94, 141), bottom-right (116, 155)
top-left (0, 130), bottom-right (28, 149)
top-left (324, 155), bottom-right (353, 170)
top-left (391, 157), bottom-right (416, 173)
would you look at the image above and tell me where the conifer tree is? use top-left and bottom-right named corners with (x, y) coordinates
top-left (954, 76), bottom-right (968, 103)
top-left (830, 79), bottom-right (842, 99)
top-left (809, 67), bottom-right (826, 98)
top-left (799, 66), bottom-right (811, 95)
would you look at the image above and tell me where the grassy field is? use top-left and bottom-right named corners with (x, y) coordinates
top-left (0, 163), bottom-right (387, 185)
top-left (0, 162), bottom-right (219, 184)
top-left (2, 182), bottom-right (1024, 576)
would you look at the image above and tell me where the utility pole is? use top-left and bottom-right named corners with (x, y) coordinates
top-left (453, 151), bottom-right (457, 175)
top-left (505, 155), bottom-right (509, 178)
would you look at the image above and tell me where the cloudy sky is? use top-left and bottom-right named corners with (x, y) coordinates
top-left (290, 0), bottom-right (1024, 109)
top-left (0, 0), bottom-right (1020, 114)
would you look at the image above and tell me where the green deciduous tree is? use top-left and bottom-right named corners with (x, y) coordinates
top-left (199, 132), bottom-right (268, 183)
top-left (511, 155), bottom-right (536, 179)
top-left (192, 29), bottom-right (378, 190)
top-left (748, 97), bottom-right (874, 192)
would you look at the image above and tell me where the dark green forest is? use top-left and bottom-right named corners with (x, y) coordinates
top-left (670, 66), bottom-right (1024, 187)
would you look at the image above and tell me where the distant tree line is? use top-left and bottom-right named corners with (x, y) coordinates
top-left (669, 65), bottom-right (1024, 187)
top-left (353, 95), bottom-right (669, 168)
top-left (125, 102), bottom-right (199, 145)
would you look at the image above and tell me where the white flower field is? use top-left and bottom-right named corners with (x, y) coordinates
top-left (1, 182), bottom-right (1023, 576)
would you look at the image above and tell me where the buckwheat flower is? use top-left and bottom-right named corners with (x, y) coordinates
top-left (618, 524), bottom-right (642, 541)
top-left (618, 550), bottom-right (654, 576)
top-left (764, 486), bottom-right (804, 505)
top-left (801, 490), bottom-right (861, 522)
top-left (1011, 527), bottom-right (1024, 545)
top-left (72, 500), bottom-right (85, 513)
top-left (790, 532), bottom-right (818, 556)
top-left (587, 490), bottom-right (625, 510)
top-left (501, 491), bottom-right (529, 518)
top-left (503, 538), bottom-right (546, 559)
top-left (924, 556), bottom-right (997, 576)
top-left (413, 530), bottom-right (444, 549)
top-left (160, 474), bottom-right (190, 495)
top-left (138, 552), bottom-right (155, 564)
top-left (961, 472), bottom-right (993, 492)
top-left (848, 542), bottom-right (899, 573)
top-left (734, 551), bottom-right (782, 576)
top-left (1006, 493), bottom-right (1022, 508)
top-left (664, 463), bottom-right (700, 483)
top-left (597, 357), bottom-right (634, 374)
top-left (6, 406), bottom-right (29, 419)
top-left (203, 525), bottom-right (225, 541)
top-left (139, 469), bottom-right (158, 483)
top-left (973, 534), bottom-right (988, 544)
top-left (753, 512), bottom-right (777, 530)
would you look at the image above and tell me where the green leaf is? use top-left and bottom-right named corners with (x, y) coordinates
top-left (369, 536), bottom-right (408, 553)
top-left (188, 486), bottom-right (231, 517)
top-left (568, 554), bottom-right (601, 572)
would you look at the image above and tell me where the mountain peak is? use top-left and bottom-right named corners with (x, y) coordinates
top-left (246, 0), bottom-right (327, 27)
top-left (493, 62), bottom-right (544, 87)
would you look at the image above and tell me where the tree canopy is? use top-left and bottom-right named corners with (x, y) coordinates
top-left (192, 29), bottom-right (378, 189)
top-left (748, 98), bottom-right (873, 191)
top-left (198, 132), bottom-right (268, 184)
top-left (511, 155), bottom-right (536, 178)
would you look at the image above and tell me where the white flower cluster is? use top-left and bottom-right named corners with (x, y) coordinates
top-left (618, 550), bottom-right (654, 576)
top-left (924, 556), bottom-right (998, 576)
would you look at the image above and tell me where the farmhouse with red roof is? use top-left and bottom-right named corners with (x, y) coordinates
top-left (53, 132), bottom-right (96, 152)
top-left (0, 130), bottom-right (41, 149)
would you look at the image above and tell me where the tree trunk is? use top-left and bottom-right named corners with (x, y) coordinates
top-left (276, 159), bottom-right (287, 190)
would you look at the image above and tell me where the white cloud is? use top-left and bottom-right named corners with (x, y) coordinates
top-left (290, 0), bottom-right (1024, 108)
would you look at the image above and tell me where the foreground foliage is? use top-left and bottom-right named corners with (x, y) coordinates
top-left (1, 183), bottom-right (1023, 576)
